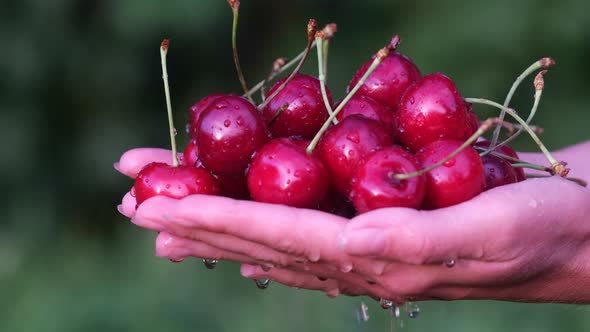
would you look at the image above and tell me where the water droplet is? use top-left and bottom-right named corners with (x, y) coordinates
top-left (445, 259), bottom-right (456, 268)
top-left (203, 258), bottom-right (218, 269)
top-left (236, 117), bottom-right (244, 125)
top-left (185, 123), bottom-right (191, 134)
top-left (169, 258), bottom-right (184, 263)
top-left (255, 278), bottom-right (271, 289)
top-left (165, 184), bottom-right (171, 189)
top-left (528, 199), bottom-right (538, 208)
top-left (346, 133), bottom-right (360, 144)
top-left (173, 128), bottom-right (178, 136)
top-left (409, 96), bottom-right (415, 104)
top-left (406, 302), bottom-right (420, 319)
top-left (443, 158), bottom-right (455, 167)
top-left (260, 264), bottom-right (273, 272)
top-left (379, 298), bottom-right (394, 309)
top-left (223, 120), bottom-right (231, 127)
top-left (215, 103), bottom-right (226, 109)
top-left (234, 105), bottom-right (240, 110)
top-left (415, 113), bottom-right (425, 126)
top-left (394, 306), bottom-right (400, 318)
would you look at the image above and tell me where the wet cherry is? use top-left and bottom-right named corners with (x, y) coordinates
top-left (196, 95), bottom-right (269, 175)
top-left (395, 73), bottom-right (470, 151)
top-left (261, 74), bottom-right (333, 139)
top-left (188, 93), bottom-right (226, 138)
top-left (247, 138), bottom-right (330, 208)
top-left (416, 139), bottom-right (485, 209)
top-left (335, 94), bottom-right (395, 131)
top-left (480, 154), bottom-right (519, 190)
top-left (350, 146), bottom-right (426, 213)
top-left (182, 138), bottom-right (201, 167)
top-left (316, 115), bottom-right (393, 195)
top-left (348, 50), bottom-right (421, 111)
top-left (475, 141), bottom-right (526, 181)
top-left (134, 162), bottom-right (220, 206)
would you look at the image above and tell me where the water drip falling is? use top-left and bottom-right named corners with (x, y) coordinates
top-left (203, 258), bottom-right (218, 269)
top-left (255, 278), bottom-right (271, 289)
top-left (445, 259), bottom-right (456, 268)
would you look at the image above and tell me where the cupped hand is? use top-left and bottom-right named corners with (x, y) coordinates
top-left (115, 145), bottom-right (590, 304)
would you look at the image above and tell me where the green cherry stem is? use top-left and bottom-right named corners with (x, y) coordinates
top-left (465, 97), bottom-right (569, 176)
top-left (160, 39), bottom-right (179, 167)
top-left (490, 57), bottom-right (555, 147)
top-left (393, 117), bottom-right (506, 180)
top-left (227, 0), bottom-right (253, 103)
top-left (306, 46), bottom-right (389, 155)
top-left (486, 70), bottom-right (547, 154)
top-left (260, 57), bottom-right (287, 102)
top-left (315, 34), bottom-right (336, 123)
top-left (525, 174), bottom-right (588, 187)
top-left (245, 23), bottom-right (336, 98)
top-left (257, 19), bottom-right (317, 111)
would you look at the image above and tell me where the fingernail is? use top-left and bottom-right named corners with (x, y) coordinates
top-left (240, 264), bottom-right (258, 278)
top-left (343, 229), bottom-right (387, 256)
top-left (113, 162), bottom-right (122, 173)
top-left (116, 204), bottom-right (124, 216)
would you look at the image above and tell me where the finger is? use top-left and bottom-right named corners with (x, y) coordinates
top-left (240, 264), bottom-right (371, 298)
top-left (115, 148), bottom-right (181, 178)
top-left (118, 191), bottom-right (137, 218)
top-left (133, 194), bottom-right (351, 267)
top-left (155, 232), bottom-right (260, 265)
top-left (342, 178), bottom-right (572, 264)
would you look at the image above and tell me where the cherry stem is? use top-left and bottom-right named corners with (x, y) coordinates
top-left (525, 174), bottom-right (588, 187)
top-left (245, 23), bottom-right (335, 97)
top-left (315, 35), bottom-right (337, 123)
top-left (510, 162), bottom-right (552, 172)
top-left (393, 117), bottom-right (506, 180)
top-left (260, 57), bottom-right (287, 102)
top-left (257, 19), bottom-right (317, 111)
top-left (268, 102), bottom-right (289, 127)
top-left (484, 70), bottom-right (547, 155)
top-left (465, 97), bottom-right (569, 177)
top-left (306, 46), bottom-right (389, 155)
top-left (490, 57), bottom-right (555, 148)
top-left (473, 145), bottom-right (551, 171)
top-left (228, 0), bottom-right (253, 103)
top-left (322, 38), bottom-right (330, 83)
top-left (159, 39), bottom-right (179, 167)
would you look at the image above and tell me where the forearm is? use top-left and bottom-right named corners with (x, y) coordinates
top-left (519, 140), bottom-right (590, 183)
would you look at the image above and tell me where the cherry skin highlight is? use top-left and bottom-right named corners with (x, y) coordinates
top-left (196, 95), bottom-right (269, 175)
top-left (188, 93), bottom-right (226, 138)
top-left (395, 73), bottom-right (470, 151)
top-left (247, 138), bottom-right (330, 208)
top-left (348, 51), bottom-right (421, 111)
top-left (349, 146), bottom-right (426, 213)
top-left (262, 74), bottom-right (333, 139)
top-left (134, 162), bottom-right (220, 206)
top-left (316, 115), bottom-right (393, 195)
top-left (480, 154), bottom-right (519, 191)
top-left (416, 139), bottom-right (486, 209)
top-left (335, 94), bottom-right (395, 131)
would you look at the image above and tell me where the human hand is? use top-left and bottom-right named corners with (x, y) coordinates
top-left (116, 146), bottom-right (590, 304)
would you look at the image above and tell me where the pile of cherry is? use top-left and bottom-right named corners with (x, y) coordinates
top-left (133, 27), bottom-right (563, 218)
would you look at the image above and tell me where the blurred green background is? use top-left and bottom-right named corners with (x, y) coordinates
top-left (1, 0), bottom-right (589, 331)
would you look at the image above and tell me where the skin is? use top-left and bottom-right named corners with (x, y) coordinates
top-left (115, 141), bottom-right (590, 304)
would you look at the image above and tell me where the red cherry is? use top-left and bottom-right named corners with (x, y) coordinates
top-left (196, 95), bottom-right (269, 175)
top-left (212, 172), bottom-right (250, 200)
top-left (396, 73), bottom-right (470, 151)
top-left (416, 139), bottom-right (485, 209)
top-left (134, 162), bottom-right (220, 206)
top-left (348, 51), bottom-right (421, 111)
top-left (316, 115), bottom-right (393, 195)
top-left (335, 94), bottom-right (395, 131)
top-left (247, 138), bottom-right (330, 208)
top-left (480, 154), bottom-right (519, 191)
top-left (182, 138), bottom-right (201, 167)
top-left (350, 146), bottom-right (426, 213)
top-left (262, 74), bottom-right (332, 139)
top-left (188, 93), bottom-right (226, 138)
top-left (474, 141), bottom-right (526, 181)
